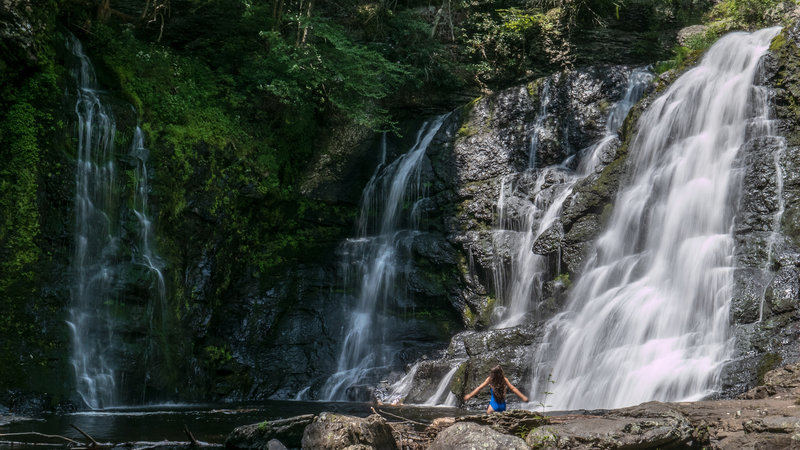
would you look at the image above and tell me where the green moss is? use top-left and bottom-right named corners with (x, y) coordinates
top-left (449, 361), bottom-right (469, 397)
top-left (464, 305), bottom-right (477, 326)
top-left (769, 31), bottom-right (787, 52)
top-left (553, 273), bottom-right (571, 289)
top-left (756, 352), bottom-right (783, 385)
top-left (457, 122), bottom-right (479, 138)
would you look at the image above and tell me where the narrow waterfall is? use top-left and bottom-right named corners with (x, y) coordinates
top-left (130, 127), bottom-right (168, 401)
top-left (321, 116), bottom-right (447, 400)
top-left (531, 27), bottom-right (782, 410)
top-left (66, 34), bottom-right (120, 409)
top-left (492, 68), bottom-right (653, 329)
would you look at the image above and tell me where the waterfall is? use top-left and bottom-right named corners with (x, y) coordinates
top-left (130, 127), bottom-right (168, 400)
top-left (491, 68), bottom-right (653, 329)
top-left (65, 35), bottom-right (166, 408)
top-left (531, 27), bottom-right (782, 410)
top-left (423, 364), bottom-right (461, 406)
top-left (66, 34), bottom-right (120, 410)
top-left (321, 116), bottom-right (448, 400)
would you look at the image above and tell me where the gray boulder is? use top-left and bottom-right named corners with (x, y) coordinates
top-left (225, 414), bottom-right (314, 450)
top-left (428, 421), bottom-right (528, 450)
top-left (300, 413), bottom-right (398, 450)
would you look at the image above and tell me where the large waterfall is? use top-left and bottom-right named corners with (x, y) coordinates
top-left (531, 27), bottom-right (782, 410)
top-left (66, 35), bottom-right (165, 408)
top-left (321, 116), bottom-right (447, 400)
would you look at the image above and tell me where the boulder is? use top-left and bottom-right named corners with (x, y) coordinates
top-left (676, 25), bottom-right (709, 46)
top-left (525, 402), bottom-right (693, 449)
top-left (741, 363), bottom-right (800, 399)
top-left (300, 413), bottom-right (398, 450)
top-left (428, 421), bottom-right (528, 450)
top-left (225, 414), bottom-right (314, 450)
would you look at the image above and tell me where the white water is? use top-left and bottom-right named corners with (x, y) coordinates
top-left (66, 34), bottom-right (120, 410)
top-left (530, 27), bottom-right (782, 410)
top-left (423, 364), bottom-right (461, 406)
top-left (321, 116), bottom-right (447, 400)
top-left (491, 68), bottom-right (653, 329)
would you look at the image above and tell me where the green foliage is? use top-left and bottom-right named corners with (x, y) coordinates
top-left (0, 11), bottom-right (69, 395)
top-left (204, 345), bottom-right (233, 367)
top-left (250, 17), bottom-right (408, 130)
top-left (537, 372), bottom-right (556, 414)
top-left (706, 0), bottom-right (782, 31)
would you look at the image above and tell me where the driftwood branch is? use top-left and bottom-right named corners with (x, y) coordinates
top-left (183, 424), bottom-right (199, 446)
top-left (371, 407), bottom-right (429, 426)
top-left (0, 431), bottom-right (82, 446)
top-left (70, 424), bottom-right (102, 447)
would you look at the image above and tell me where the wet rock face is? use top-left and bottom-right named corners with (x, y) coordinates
top-left (723, 26), bottom-right (800, 397)
top-left (421, 65), bottom-right (641, 324)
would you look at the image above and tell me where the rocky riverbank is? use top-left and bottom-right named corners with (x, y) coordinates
top-left (226, 364), bottom-right (800, 449)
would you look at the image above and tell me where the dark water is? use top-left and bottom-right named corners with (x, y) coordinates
top-left (0, 401), bottom-right (467, 446)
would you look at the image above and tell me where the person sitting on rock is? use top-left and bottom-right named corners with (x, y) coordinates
top-left (463, 365), bottom-right (528, 413)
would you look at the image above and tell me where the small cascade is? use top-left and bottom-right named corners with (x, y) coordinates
top-left (321, 116), bottom-right (448, 400)
top-left (530, 27), bottom-right (782, 410)
top-left (491, 68), bottom-right (653, 329)
top-left (130, 127), bottom-right (168, 398)
top-left (384, 362), bottom-right (420, 405)
top-left (131, 127), bottom-right (166, 307)
top-left (529, 79), bottom-right (552, 169)
top-left (758, 146), bottom-right (786, 322)
top-left (423, 364), bottom-right (461, 406)
top-left (66, 34), bottom-right (120, 409)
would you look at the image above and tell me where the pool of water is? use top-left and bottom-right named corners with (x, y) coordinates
top-left (0, 401), bottom-right (467, 446)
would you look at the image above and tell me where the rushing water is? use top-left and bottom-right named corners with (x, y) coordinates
top-left (66, 34), bottom-right (120, 410)
top-left (530, 27), bottom-right (782, 410)
top-left (320, 116), bottom-right (448, 400)
top-left (491, 68), bottom-right (653, 329)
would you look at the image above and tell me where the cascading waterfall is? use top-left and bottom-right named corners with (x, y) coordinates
top-left (66, 34), bottom-right (120, 409)
top-left (130, 127), bottom-right (168, 401)
top-left (131, 127), bottom-right (166, 308)
top-left (321, 116), bottom-right (447, 400)
top-left (491, 68), bottom-right (653, 329)
top-left (530, 27), bottom-right (782, 410)
top-left (66, 35), bottom-right (166, 408)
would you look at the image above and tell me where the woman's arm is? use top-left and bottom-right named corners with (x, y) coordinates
top-left (463, 377), bottom-right (491, 401)
top-left (505, 377), bottom-right (529, 402)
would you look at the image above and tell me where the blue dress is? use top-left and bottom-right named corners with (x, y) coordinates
top-left (489, 387), bottom-right (506, 412)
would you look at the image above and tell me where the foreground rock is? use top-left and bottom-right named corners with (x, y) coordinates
top-left (225, 414), bottom-right (314, 449)
top-left (428, 421), bottom-right (527, 450)
top-left (226, 365), bottom-right (800, 449)
top-left (301, 413), bottom-right (398, 450)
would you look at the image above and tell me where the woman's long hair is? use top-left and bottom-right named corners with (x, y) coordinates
top-left (489, 365), bottom-right (506, 403)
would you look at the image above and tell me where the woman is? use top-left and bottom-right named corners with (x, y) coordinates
top-left (463, 365), bottom-right (528, 413)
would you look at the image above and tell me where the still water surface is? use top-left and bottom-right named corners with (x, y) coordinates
top-left (1, 401), bottom-right (466, 445)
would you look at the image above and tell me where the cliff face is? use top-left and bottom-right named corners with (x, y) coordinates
top-left (3, 1), bottom-right (800, 410)
top-left (722, 22), bottom-right (800, 395)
